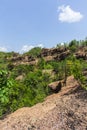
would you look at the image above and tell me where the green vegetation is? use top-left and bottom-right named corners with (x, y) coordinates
top-left (23, 47), bottom-right (42, 58)
top-left (0, 39), bottom-right (87, 118)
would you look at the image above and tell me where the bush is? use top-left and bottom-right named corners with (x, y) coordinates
top-left (0, 70), bottom-right (15, 116)
top-left (24, 47), bottom-right (42, 58)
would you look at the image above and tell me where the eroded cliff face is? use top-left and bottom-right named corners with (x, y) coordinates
top-left (7, 46), bottom-right (87, 66)
top-left (0, 76), bottom-right (87, 130)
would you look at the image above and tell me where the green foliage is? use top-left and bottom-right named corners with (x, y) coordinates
top-left (66, 57), bottom-right (81, 78)
top-left (69, 40), bottom-right (79, 52)
top-left (0, 70), bottom-right (14, 116)
top-left (0, 69), bottom-right (51, 117)
top-left (37, 58), bottom-right (45, 69)
top-left (24, 70), bottom-right (50, 99)
top-left (48, 61), bottom-right (66, 80)
top-left (69, 40), bottom-right (78, 47)
top-left (10, 64), bottom-right (34, 78)
top-left (66, 56), bottom-right (87, 88)
top-left (24, 47), bottom-right (42, 58)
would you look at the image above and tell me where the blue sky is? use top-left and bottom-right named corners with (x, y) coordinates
top-left (0, 0), bottom-right (87, 52)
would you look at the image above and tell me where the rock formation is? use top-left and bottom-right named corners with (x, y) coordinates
top-left (6, 46), bottom-right (87, 66)
top-left (48, 81), bottom-right (62, 93)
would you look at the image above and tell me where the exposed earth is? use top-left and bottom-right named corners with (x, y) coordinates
top-left (0, 76), bottom-right (87, 130)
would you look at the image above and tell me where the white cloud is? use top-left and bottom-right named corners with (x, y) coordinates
top-left (20, 45), bottom-right (34, 53)
top-left (37, 44), bottom-right (43, 48)
top-left (0, 46), bottom-right (8, 52)
top-left (20, 44), bottom-right (43, 53)
top-left (58, 5), bottom-right (83, 23)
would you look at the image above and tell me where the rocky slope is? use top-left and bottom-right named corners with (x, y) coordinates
top-left (0, 76), bottom-right (87, 130)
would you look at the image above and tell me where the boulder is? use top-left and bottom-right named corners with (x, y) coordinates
top-left (48, 81), bottom-right (62, 93)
